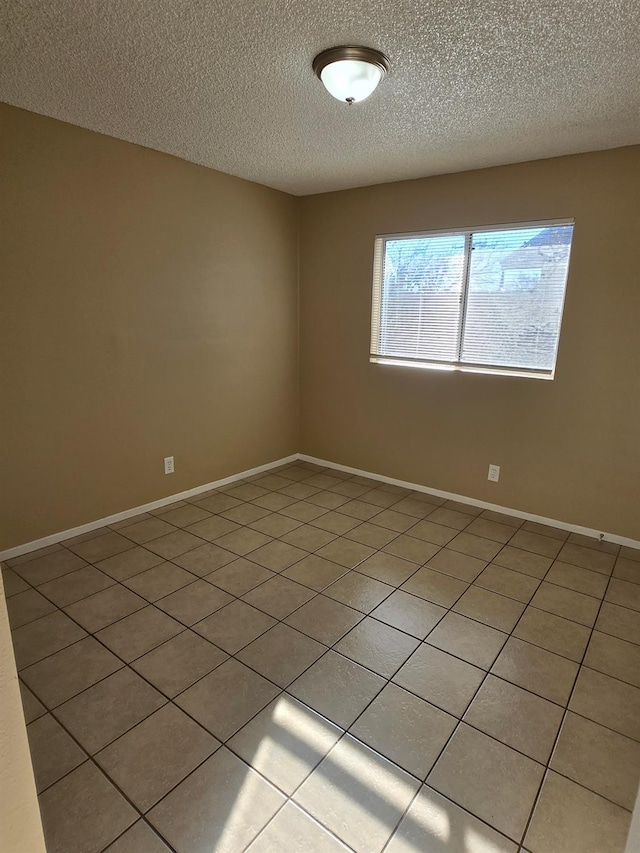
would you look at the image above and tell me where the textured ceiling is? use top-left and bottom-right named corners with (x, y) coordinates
top-left (1, 1), bottom-right (639, 194)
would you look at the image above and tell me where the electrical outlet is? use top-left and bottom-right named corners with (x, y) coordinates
top-left (164, 456), bottom-right (174, 475)
top-left (488, 464), bottom-right (500, 482)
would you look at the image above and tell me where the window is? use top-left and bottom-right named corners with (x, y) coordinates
top-left (370, 220), bottom-right (574, 378)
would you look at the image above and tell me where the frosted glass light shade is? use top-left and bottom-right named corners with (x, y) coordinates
top-left (313, 46), bottom-right (390, 105)
top-left (320, 60), bottom-right (383, 103)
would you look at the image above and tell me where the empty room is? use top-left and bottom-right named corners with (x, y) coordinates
top-left (1, 1), bottom-right (639, 851)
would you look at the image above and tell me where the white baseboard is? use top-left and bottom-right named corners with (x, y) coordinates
top-left (3, 451), bottom-right (638, 562)
top-left (0, 454), bottom-right (299, 562)
top-left (299, 454), bottom-right (640, 550)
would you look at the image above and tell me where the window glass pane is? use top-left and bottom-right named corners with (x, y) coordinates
top-left (461, 225), bottom-right (573, 370)
top-left (377, 234), bottom-right (466, 362)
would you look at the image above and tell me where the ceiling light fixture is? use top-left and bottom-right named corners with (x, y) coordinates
top-left (312, 45), bottom-right (390, 105)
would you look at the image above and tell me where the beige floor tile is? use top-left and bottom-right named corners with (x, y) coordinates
top-left (551, 711), bottom-right (640, 809)
top-left (474, 564), bottom-right (540, 603)
top-left (386, 784), bottom-right (517, 853)
top-left (96, 704), bottom-right (219, 811)
top-left (280, 501), bottom-right (331, 522)
top-left (525, 771), bottom-right (631, 853)
top-left (355, 552), bottom-right (419, 586)
top-left (145, 530), bottom-right (207, 560)
top-left (584, 630), bottom-right (640, 687)
top-left (491, 637), bottom-right (578, 705)
top-left (6, 543), bottom-right (63, 568)
top-left (351, 682), bottom-right (456, 778)
top-left (428, 723), bottom-right (544, 842)
top-left (214, 527), bottom-right (274, 556)
top-left (464, 674), bottom-right (563, 763)
top-left (606, 577), bottom-right (640, 612)
top-left (121, 517), bottom-right (178, 544)
top-left (393, 644), bottom-right (485, 717)
top-left (478, 509), bottom-right (522, 527)
top-left (12, 548), bottom-right (88, 586)
top-left (371, 590), bottom-right (447, 639)
top-left (284, 594), bottom-right (364, 644)
top-left (1, 566), bottom-right (29, 596)
top-left (426, 611), bottom-right (507, 670)
top-left (614, 556), bottom-right (640, 585)
top-left (27, 714), bottom-right (87, 792)
top-left (55, 667), bottom-right (166, 753)
top-left (222, 503), bottom-right (273, 525)
top-left (229, 695), bottom-right (341, 795)
top-left (206, 558), bottom-right (274, 596)
top-left (39, 761), bottom-right (136, 853)
top-left (508, 529), bottom-right (563, 558)
top-left (20, 682), bottom-right (46, 723)
top-left (383, 534), bottom-right (440, 564)
top-left (621, 545), bottom-right (640, 562)
top-left (388, 496), bottom-right (436, 519)
top-left (21, 636), bottom-right (123, 708)
top-left (6, 588), bottom-right (56, 629)
top-left (103, 820), bottom-right (170, 852)
top-left (557, 542), bottom-right (616, 575)
top-left (407, 519), bottom-right (458, 546)
top-left (335, 617), bottom-right (419, 678)
top-left (11, 611), bottom-right (87, 670)
top-left (522, 520), bottom-right (569, 541)
top-left (314, 537), bottom-right (375, 568)
top-left (249, 512), bottom-right (303, 538)
top-left (131, 630), bottom-right (228, 697)
top-left (279, 482), bottom-right (320, 500)
top-left (567, 532), bottom-right (619, 555)
top-left (493, 545), bottom-right (553, 578)
top-left (67, 531), bottom-right (135, 563)
top-left (289, 650), bottom-right (385, 728)
top-left (175, 658), bottom-right (280, 740)
top-left (453, 586), bottom-right (525, 632)
top-left (38, 565), bottom-right (115, 607)
top-left (95, 547), bottom-right (166, 581)
top-left (237, 623), bottom-right (325, 687)
top-left (530, 581), bottom-right (600, 626)
top-left (148, 748), bottom-right (284, 853)
top-left (324, 571), bottom-right (394, 613)
top-left (294, 735), bottom-right (420, 853)
top-left (513, 606), bottom-right (591, 662)
top-left (345, 521), bottom-right (399, 548)
top-left (596, 601), bottom-right (640, 645)
top-left (242, 575), bottom-right (316, 619)
top-left (570, 666), bottom-right (640, 740)
top-left (401, 566), bottom-right (469, 607)
top-left (96, 606), bottom-right (183, 662)
top-left (171, 542), bottom-right (237, 576)
top-left (247, 802), bottom-right (348, 852)
top-left (224, 482), bottom-right (270, 501)
top-left (194, 600), bottom-right (276, 653)
top-left (248, 540), bottom-right (308, 571)
top-left (427, 506), bottom-right (474, 531)
top-left (339, 499), bottom-right (385, 521)
top-left (331, 480), bottom-right (375, 499)
top-left (361, 487), bottom-right (402, 508)
top-left (123, 563), bottom-right (197, 602)
top-left (545, 561), bottom-right (608, 598)
top-left (282, 554), bottom-right (347, 590)
top-left (367, 508), bottom-right (416, 533)
top-left (448, 531), bottom-right (502, 561)
top-left (182, 515), bottom-right (239, 542)
top-left (155, 578), bottom-right (232, 625)
top-left (191, 493), bottom-right (242, 514)
top-left (465, 517), bottom-right (516, 544)
top-left (157, 504), bottom-right (211, 528)
top-left (307, 490), bottom-right (351, 510)
top-left (280, 524), bottom-right (338, 552)
top-left (427, 548), bottom-right (487, 583)
top-left (312, 511), bottom-right (362, 536)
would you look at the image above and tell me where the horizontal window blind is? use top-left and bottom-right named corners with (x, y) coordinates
top-left (371, 221), bottom-right (574, 378)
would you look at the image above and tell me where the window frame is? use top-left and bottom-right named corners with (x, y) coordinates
top-left (370, 218), bottom-right (574, 380)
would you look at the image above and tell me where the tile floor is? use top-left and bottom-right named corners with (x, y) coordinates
top-left (3, 460), bottom-right (640, 853)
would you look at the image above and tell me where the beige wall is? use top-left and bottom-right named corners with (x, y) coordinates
top-left (0, 104), bottom-right (299, 551)
top-left (299, 147), bottom-right (640, 540)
